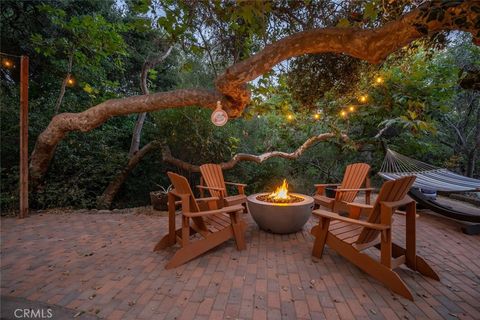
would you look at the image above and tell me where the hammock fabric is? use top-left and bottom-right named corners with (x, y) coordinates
top-left (378, 149), bottom-right (480, 192)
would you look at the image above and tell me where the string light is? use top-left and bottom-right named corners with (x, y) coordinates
top-left (287, 114), bottom-right (293, 120)
top-left (349, 105), bottom-right (355, 112)
top-left (66, 75), bottom-right (76, 87)
top-left (359, 95), bottom-right (368, 103)
top-left (340, 110), bottom-right (347, 118)
top-left (375, 76), bottom-right (384, 84)
top-left (1, 58), bottom-right (14, 69)
top-left (313, 113), bottom-right (320, 120)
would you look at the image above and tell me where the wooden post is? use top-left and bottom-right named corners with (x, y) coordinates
top-left (19, 55), bottom-right (29, 218)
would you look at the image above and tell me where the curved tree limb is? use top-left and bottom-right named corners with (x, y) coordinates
top-left (30, 1), bottom-right (480, 185)
top-left (215, 1), bottom-right (480, 107)
top-left (98, 132), bottom-right (348, 208)
top-left (30, 88), bottom-right (225, 184)
top-left (162, 132), bottom-right (349, 172)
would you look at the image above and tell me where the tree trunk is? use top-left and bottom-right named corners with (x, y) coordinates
top-left (97, 140), bottom-right (162, 208)
top-left (30, 1), bottom-right (480, 186)
top-left (101, 46), bottom-right (173, 207)
top-left (129, 113), bottom-right (147, 157)
top-left (466, 150), bottom-right (477, 178)
top-left (129, 46), bottom-right (173, 157)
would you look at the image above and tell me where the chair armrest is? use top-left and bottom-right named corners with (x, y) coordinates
top-left (314, 183), bottom-right (341, 196)
top-left (183, 204), bottom-right (244, 218)
top-left (196, 197), bottom-right (220, 203)
top-left (346, 202), bottom-right (373, 219)
top-left (225, 181), bottom-right (247, 187)
top-left (314, 183), bottom-right (341, 187)
top-left (380, 196), bottom-right (414, 209)
top-left (347, 202), bottom-right (373, 210)
top-left (312, 209), bottom-right (389, 230)
top-left (335, 188), bottom-right (375, 192)
top-left (196, 185), bottom-right (225, 192)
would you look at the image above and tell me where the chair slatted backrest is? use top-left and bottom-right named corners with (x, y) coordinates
top-left (336, 163), bottom-right (371, 203)
top-left (167, 172), bottom-right (200, 213)
top-left (200, 164), bottom-right (227, 198)
top-left (356, 176), bottom-right (416, 244)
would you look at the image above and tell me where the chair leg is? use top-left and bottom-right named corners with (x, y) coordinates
top-left (165, 227), bottom-right (233, 269)
top-left (242, 203), bottom-right (249, 214)
top-left (329, 235), bottom-right (414, 300)
top-left (154, 227), bottom-right (197, 252)
top-left (391, 243), bottom-right (440, 281)
top-left (311, 218), bottom-right (330, 258)
top-left (230, 213), bottom-right (246, 250)
top-left (153, 232), bottom-right (177, 251)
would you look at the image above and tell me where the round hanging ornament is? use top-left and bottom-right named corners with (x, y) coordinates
top-left (211, 101), bottom-right (228, 126)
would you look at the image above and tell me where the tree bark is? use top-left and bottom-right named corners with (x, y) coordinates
top-left (30, 1), bottom-right (480, 185)
top-left (129, 46), bottom-right (173, 157)
top-left (97, 140), bottom-right (162, 208)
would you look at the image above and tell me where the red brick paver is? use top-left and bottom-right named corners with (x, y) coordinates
top-left (1, 210), bottom-right (479, 319)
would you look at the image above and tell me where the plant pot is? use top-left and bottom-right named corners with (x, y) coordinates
top-left (150, 191), bottom-right (168, 211)
top-left (325, 186), bottom-right (337, 198)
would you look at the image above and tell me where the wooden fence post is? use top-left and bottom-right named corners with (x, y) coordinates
top-left (19, 55), bottom-right (29, 218)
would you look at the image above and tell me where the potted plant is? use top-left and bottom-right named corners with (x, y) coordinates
top-left (150, 184), bottom-right (173, 211)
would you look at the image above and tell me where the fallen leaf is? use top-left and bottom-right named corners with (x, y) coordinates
top-left (73, 311), bottom-right (84, 318)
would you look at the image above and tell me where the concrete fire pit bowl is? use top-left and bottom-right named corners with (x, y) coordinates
top-left (247, 193), bottom-right (314, 234)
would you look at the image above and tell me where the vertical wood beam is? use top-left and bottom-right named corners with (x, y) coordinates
top-left (19, 55), bottom-right (29, 219)
top-left (405, 201), bottom-right (417, 269)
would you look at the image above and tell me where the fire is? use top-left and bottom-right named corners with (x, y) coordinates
top-left (268, 179), bottom-right (291, 201)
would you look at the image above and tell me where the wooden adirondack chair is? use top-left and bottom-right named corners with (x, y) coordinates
top-left (198, 164), bottom-right (247, 210)
top-left (153, 172), bottom-right (247, 269)
top-left (310, 176), bottom-right (439, 300)
top-left (314, 163), bottom-right (372, 215)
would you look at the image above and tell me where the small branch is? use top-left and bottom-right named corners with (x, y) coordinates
top-left (54, 52), bottom-right (74, 115)
top-left (197, 27), bottom-right (218, 77)
top-left (375, 121), bottom-right (395, 139)
top-left (445, 117), bottom-right (467, 146)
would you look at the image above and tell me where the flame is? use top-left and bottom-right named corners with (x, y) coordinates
top-left (268, 179), bottom-right (291, 200)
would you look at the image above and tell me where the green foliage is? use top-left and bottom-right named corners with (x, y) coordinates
top-left (1, 1), bottom-right (479, 214)
top-left (0, 0), bottom-right (177, 212)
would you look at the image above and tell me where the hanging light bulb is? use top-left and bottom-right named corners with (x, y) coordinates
top-left (66, 75), bottom-right (76, 87)
top-left (1, 58), bottom-right (14, 69)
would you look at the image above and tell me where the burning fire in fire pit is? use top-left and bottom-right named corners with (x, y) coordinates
top-left (256, 179), bottom-right (303, 204)
top-left (247, 179), bottom-right (314, 234)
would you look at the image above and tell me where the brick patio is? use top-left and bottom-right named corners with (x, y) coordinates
top-left (1, 209), bottom-right (479, 320)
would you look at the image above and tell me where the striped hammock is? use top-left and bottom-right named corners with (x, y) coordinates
top-left (378, 149), bottom-right (480, 192)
